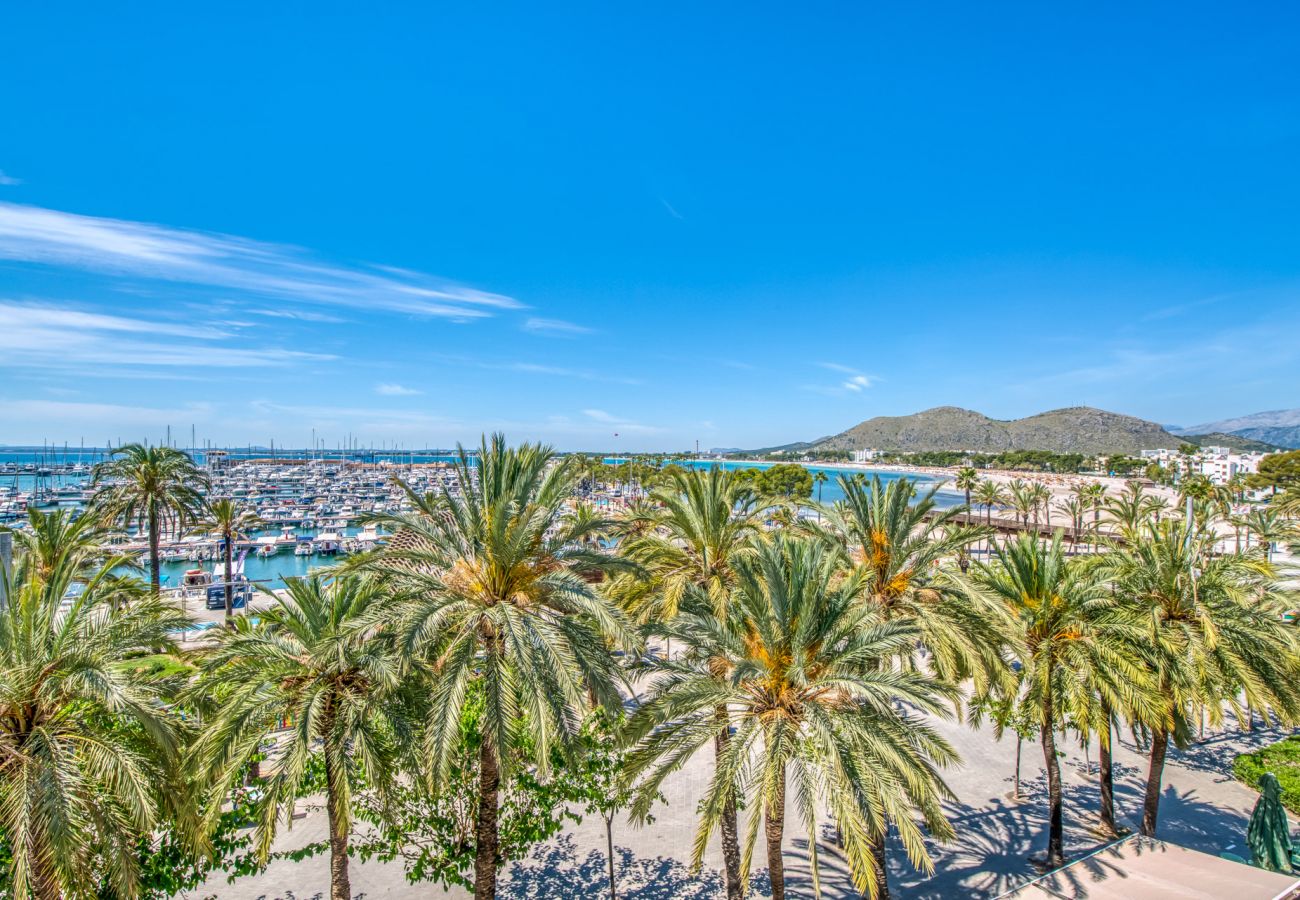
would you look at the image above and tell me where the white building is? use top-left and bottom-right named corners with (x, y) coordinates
top-left (1141, 446), bottom-right (1268, 485)
top-left (852, 448), bottom-right (882, 463)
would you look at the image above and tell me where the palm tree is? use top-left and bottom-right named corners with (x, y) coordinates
top-left (193, 574), bottom-right (412, 900)
top-left (972, 480), bottom-right (1009, 558)
top-left (193, 498), bottom-right (263, 625)
top-left (363, 434), bottom-right (635, 900)
top-left (612, 465), bottom-right (764, 900)
top-left (92, 443), bottom-right (210, 596)
top-left (1079, 482), bottom-right (1108, 551)
top-left (1029, 483), bottom-right (1053, 530)
top-left (1099, 521), bottom-right (1300, 837)
top-left (624, 536), bottom-right (959, 900)
top-left (1054, 495), bottom-right (1087, 548)
top-left (1104, 481), bottom-right (1162, 540)
top-left (813, 469), bottom-right (829, 519)
top-left (976, 533), bottom-right (1138, 869)
top-left (6, 506), bottom-right (116, 583)
top-left (1007, 479), bottom-right (1035, 528)
top-left (0, 524), bottom-right (189, 899)
top-left (820, 474), bottom-right (1006, 693)
top-left (1244, 507), bottom-right (1295, 562)
top-left (954, 466), bottom-right (980, 512)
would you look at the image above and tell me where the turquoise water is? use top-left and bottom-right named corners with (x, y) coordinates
top-left (670, 460), bottom-right (960, 507)
top-left (152, 551), bottom-right (329, 592)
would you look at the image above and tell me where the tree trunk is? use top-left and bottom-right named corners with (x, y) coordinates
top-left (224, 528), bottom-right (235, 626)
top-left (871, 832), bottom-right (892, 900)
top-left (148, 499), bottom-right (161, 597)
top-left (1098, 703), bottom-right (1117, 837)
top-left (1140, 729), bottom-right (1169, 837)
top-left (715, 706), bottom-right (744, 900)
top-left (765, 768), bottom-right (786, 900)
top-left (1042, 690), bottom-right (1065, 868)
top-left (605, 815), bottom-right (617, 900)
top-left (324, 755), bottom-right (352, 900)
top-left (474, 737), bottom-right (501, 900)
top-left (1013, 737), bottom-right (1022, 800)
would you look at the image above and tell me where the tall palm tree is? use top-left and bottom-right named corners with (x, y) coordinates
top-left (976, 533), bottom-right (1140, 869)
top-left (972, 480), bottom-right (1009, 558)
top-left (954, 466), bottom-right (980, 512)
top-left (192, 574), bottom-right (412, 900)
top-left (1054, 495), bottom-right (1087, 547)
top-left (363, 434), bottom-right (635, 900)
top-left (624, 536), bottom-right (959, 900)
top-left (1079, 482), bottom-right (1108, 551)
top-left (92, 443), bottom-right (210, 596)
top-left (612, 465), bottom-right (763, 900)
top-left (192, 498), bottom-right (263, 625)
top-left (1029, 483), bottom-right (1053, 530)
top-left (1098, 521), bottom-right (1300, 836)
top-left (0, 526), bottom-right (189, 899)
top-left (813, 469), bottom-right (829, 518)
top-left (819, 474), bottom-right (1006, 693)
top-left (1007, 479), bottom-right (1035, 528)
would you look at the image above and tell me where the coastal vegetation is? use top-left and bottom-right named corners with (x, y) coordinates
top-left (1, 436), bottom-right (1298, 899)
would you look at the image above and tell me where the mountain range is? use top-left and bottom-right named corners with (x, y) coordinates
top-left (1168, 409), bottom-right (1300, 449)
top-left (811, 406), bottom-right (1184, 455)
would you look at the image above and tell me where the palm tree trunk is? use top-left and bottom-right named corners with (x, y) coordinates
top-left (1042, 688), bottom-right (1065, 868)
top-left (1098, 703), bottom-right (1117, 837)
top-left (324, 756), bottom-right (352, 900)
top-left (1140, 729), bottom-right (1169, 837)
top-left (148, 498), bottom-right (161, 597)
top-left (474, 737), bottom-right (501, 900)
top-left (871, 833), bottom-right (892, 900)
top-left (765, 767), bottom-right (786, 900)
top-left (223, 528), bottom-right (235, 626)
top-left (715, 706), bottom-right (743, 900)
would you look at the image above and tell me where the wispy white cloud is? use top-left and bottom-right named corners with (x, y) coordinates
top-left (660, 198), bottom-right (685, 220)
top-left (0, 170), bottom-right (21, 187)
top-left (249, 308), bottom-right (346, 323)
top-left (582, 408), bottom-right (665, 435)
top-left (523, 316), bottom-right (594, 337)
top-left (810, 363), bottom-right (876, 396)
top-left (0, 300), bottom-right (332, 370)
top-left (0, 201), bottom-right (522, 319)
top-left (375, 382), bottom-right (422, 396)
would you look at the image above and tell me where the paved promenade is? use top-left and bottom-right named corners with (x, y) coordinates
top-left (191, 693), bottom-right (1282, 899)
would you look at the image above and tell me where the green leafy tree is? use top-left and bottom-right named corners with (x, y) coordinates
top-left (364, 434), bottom-right (635, 900)
top-left (92, 444), bottom-right (210, 596)
top-left (1248, 450), bottom-right (1300, 494)
top-left (624, 536), bottom-right (959, 900)
top-left (756, 463), bottom-right (813, 499)
top-left (192, 573), bottom-right (415, 900)
top-left (351, 682), bottom-right (588, 891)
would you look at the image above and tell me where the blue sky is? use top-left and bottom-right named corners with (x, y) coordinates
top-left (2, 2), bottom-right (1298, 450)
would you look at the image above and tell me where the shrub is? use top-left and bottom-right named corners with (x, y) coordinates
top-left (1233, 734), bottom-right (1300, 814)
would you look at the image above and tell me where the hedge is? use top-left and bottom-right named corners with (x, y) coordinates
top-left (1233, 734), bottom-right (1300, 814)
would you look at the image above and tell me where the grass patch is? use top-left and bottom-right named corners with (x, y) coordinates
top-left (1233, 734), bottom-right (1300, 814)
top-left (118, 653), bottom-right (195, 680)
